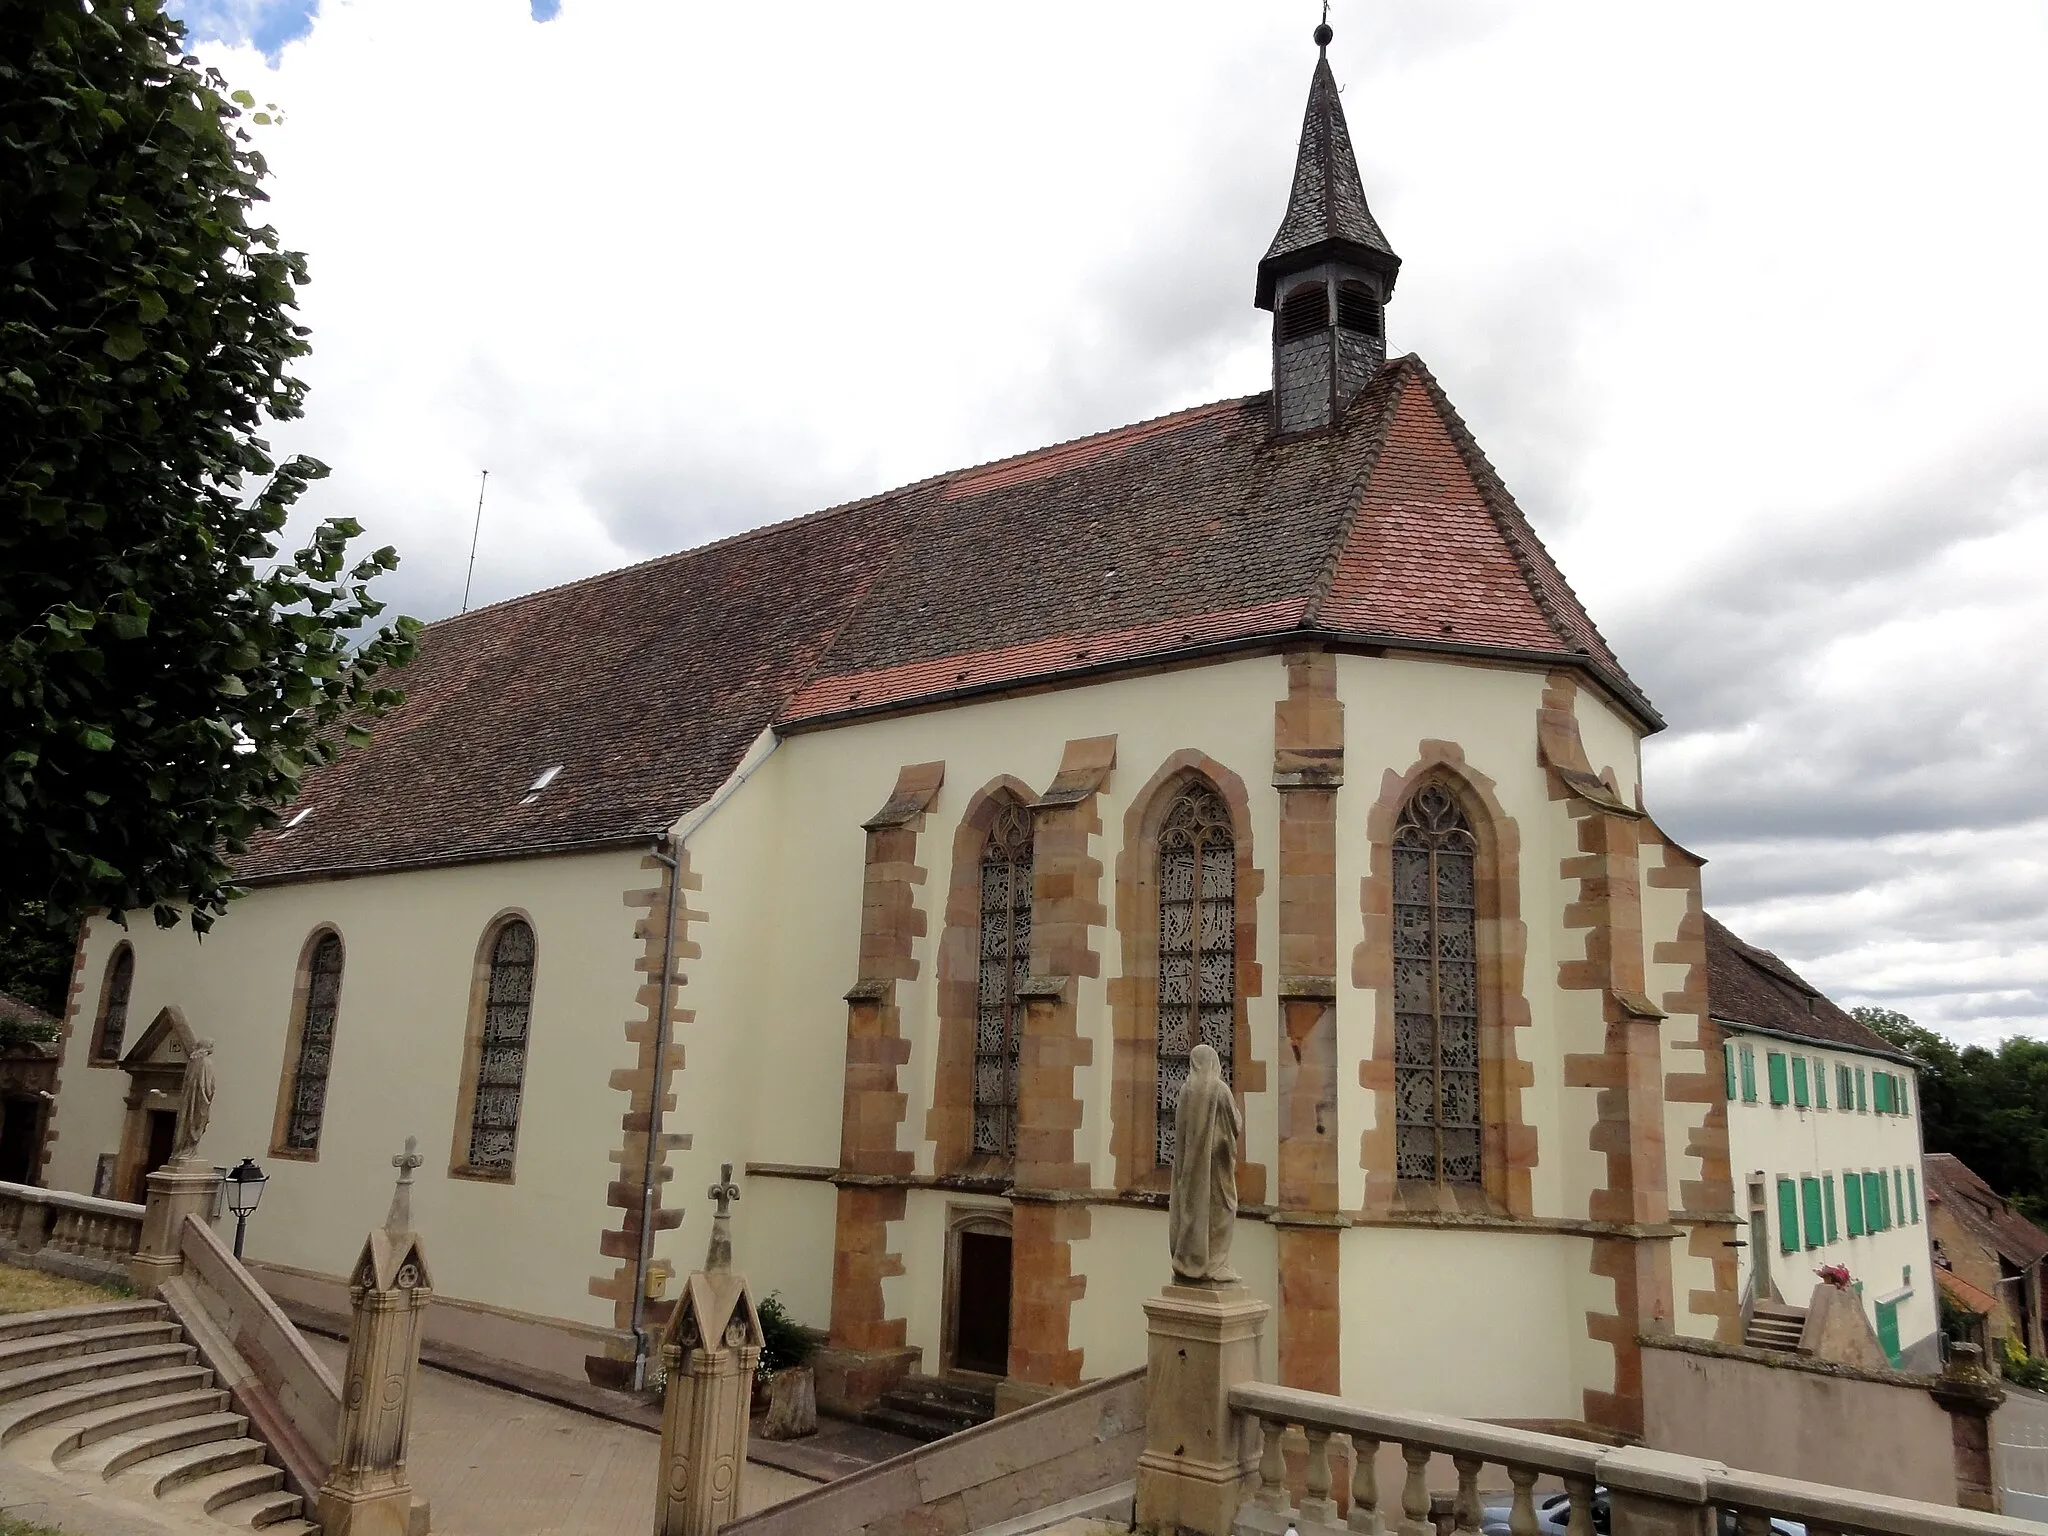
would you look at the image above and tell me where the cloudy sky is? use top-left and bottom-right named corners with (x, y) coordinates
top-left (170, 0), bottom-right (2048, 1047)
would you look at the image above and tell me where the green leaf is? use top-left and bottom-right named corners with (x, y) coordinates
top-left (104, 322), bottom-right (145, 360)
top-left (136, 289), bottom-right (168, 324)
top-left (78, 727), bottom-right (114, 752)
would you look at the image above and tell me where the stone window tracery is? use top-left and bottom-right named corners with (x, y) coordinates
top-left (1391, 784), bottom-right (1481, 1186)
top-left (467, 919), bottom-right (535, 1174)
top-left (283, 932), bottom-right (344, 1151)
top-left (1155, 780), bottom-right (1235, 1165)
top-left (972, 799), bottom-right (1033, 1158)
top-left (93, 945), bottom-right (134, 1061)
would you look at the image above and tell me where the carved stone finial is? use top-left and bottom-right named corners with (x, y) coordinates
top-left (386, 1135), bottom-right (423, 1235)
top-left (705, 1162), bottom-right (739, 1272)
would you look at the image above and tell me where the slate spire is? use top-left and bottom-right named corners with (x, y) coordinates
top-left (1258, 21), bottom-right (1402, 434)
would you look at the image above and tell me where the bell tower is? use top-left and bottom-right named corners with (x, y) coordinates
top-left (1257, 19), bottom-right (1401, 435)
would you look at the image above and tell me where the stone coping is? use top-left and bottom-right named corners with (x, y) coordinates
top-left (0, 1178), bottom-right (145, 1220)
top-left (1638, 1328), bottom-right (1938, 1389)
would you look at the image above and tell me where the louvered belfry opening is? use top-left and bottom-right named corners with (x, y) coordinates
top-left (1278, 282), bottom-right (1331, 342)
top-left (1337, 281), bottom-right (1383, 340)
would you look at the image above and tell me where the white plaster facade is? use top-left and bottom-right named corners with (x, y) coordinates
top-left (1722, 1027), bottom-right (1936, 1366)
top-left (45, 646), bottom-right (1721, 1427)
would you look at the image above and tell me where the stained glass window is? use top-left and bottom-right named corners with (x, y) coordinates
top-left (1391, 784), bottom-right (1482, 1187)
top-left (94, 946), bottom-right (133, 1061)
top-left (972, 800), bottom-right (1034, 1157)
top-left (283, 933), bottom-right (344, 1151)
top-left (467, 919), bottom-right (535, 1173)
top-left (1155, 781), bottom-right (1235, 1165)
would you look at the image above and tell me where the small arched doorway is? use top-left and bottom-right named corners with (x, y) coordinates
top-left (942, 1205), bottom-right (1013, 1380)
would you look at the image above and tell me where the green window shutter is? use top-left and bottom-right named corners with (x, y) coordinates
top-left (1845, 1172), bottom-right (1865, 1236)
top-left (1823, 1174), bottom-right (1839, 1241)
top-left (1801, 1177), bottom-right (1824, 1250)
top-left (1895, 1167), bottom-right (1905, 1218)
top-left (1864, 1171), bottom-right (1886, 1230)
top-left (1767, 1052), bottom-right (1790, 1105)
top-left (1815, 1060), bottom-right (1829, 1109)
top-left (1792, 1056), bottom-right (1810, 1107)
top-left (1876, 1298), bottom-right (1902, 1367)
top-left (1855, 1068), bottom-right (1868, 1111)
top-left (1872, 1072), bottom-right (1889, 1113)
top-left (1724, 1043), bottom-right (1738, 1101)
top-left (1900, 1076), bottom-right (1912, 1116)
top-left (1838, 1064), bottom-right (1852, 1106)
top-left (1740, 1045), bottom-right (1757, 1103)
top-left (1777, 1178), bottom-right (1800, 1255)
top-left (1908, 1168), bottom-right (1920, 1223)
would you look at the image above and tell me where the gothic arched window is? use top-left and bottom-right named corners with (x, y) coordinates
top-left (282, 931), bottom-right (345, 1152)
top-left (92, 945), bottom-right (134, 1061)
top-left (1392, 784), bottom-right (1481, 1186)
top-left (972, 800), bottom-right (1033, 1158)
top-left (1155, 780), bottom-right (1236, 1164)
top-left (465, 919), bottom-right (536, 1175)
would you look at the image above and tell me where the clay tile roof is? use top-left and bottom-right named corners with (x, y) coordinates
top-left (236, 355), bottom-right (1649, 884)
top-left (1924, 1153), bottom-right (2048, 1271)
top-left (1256, 51), bottom-right (1400, 307)
top-left (1705, 913), bottom-right (1914, 1062)
top-left (1936, 1266), bottom-right (2000, 1317)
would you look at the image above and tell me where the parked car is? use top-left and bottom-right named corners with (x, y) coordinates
top-left (1479, 1487), bottom-right (1803, 1536)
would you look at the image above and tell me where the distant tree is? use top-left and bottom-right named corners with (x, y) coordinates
top-left (1, 0), bottom-right (418, 939)
top-left (1855, 1006), bottom-right (2048, 1222)
top-left (0, 903), bottom-right (73, 1019)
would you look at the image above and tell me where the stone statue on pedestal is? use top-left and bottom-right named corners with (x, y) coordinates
top-left (171, 1038), bottom-right (216, 1165)
top-left (1168, 1042), bottom-right (1241, 1285)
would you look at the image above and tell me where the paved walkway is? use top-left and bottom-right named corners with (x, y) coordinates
top-left (304, 1336), bottom-right (814, 1535)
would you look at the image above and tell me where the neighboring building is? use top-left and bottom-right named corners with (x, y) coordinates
top-left (0, 991), bottom-right (59, 1185)
top-left (1925, 1151), bottom-right (2048, 1361)
top-left (46, 30), bottom-right (1775, 1442)
top-left (1710, 916), bottom-right (1936, 1368)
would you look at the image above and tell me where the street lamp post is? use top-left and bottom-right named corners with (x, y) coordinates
top-left (224, 1158), bottom-right (268, 1259)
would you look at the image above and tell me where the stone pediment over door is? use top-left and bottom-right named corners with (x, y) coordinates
top-left (119, 1006), bottom-right (195, 1074)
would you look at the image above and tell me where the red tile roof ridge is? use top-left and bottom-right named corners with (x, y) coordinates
top-left (939, 393), bottom-right (1262, 502)
top-left (1300, 359), bottom-right (1413, 626)
top-left (1400, 357), bottom-right (1637, 693)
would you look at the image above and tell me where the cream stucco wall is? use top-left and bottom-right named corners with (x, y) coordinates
top-left (1725, 1035), bottom-right (1936, 1358)
top-left (51, 849), bottom-right (649, 1337)
top-left (48, 643), bottom-right (1707, 1417)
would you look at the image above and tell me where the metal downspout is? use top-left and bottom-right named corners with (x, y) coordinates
top-left (630, 833), bottom-right (684, 1390)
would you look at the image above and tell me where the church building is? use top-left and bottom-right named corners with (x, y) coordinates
top-left (42, 27), bottom-right (1742, 1441)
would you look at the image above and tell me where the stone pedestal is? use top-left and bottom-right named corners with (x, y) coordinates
top-left (656, 1269), bottom-right (763, 1536)
top-left (128, 1157), bottom-right (220, 1298)
top-left (1133, 1282), bottom-right (1269, 1536)
top-left (1931, 1342), bottom-right (2006, 1513)
top-left (317, 1142), bottom-right (433, 1536)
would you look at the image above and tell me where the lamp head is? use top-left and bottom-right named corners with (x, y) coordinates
top-left (225, 1157), bottom-right (268, 1218)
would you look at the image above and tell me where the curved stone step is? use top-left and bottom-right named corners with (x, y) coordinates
top-left (45, 1386), bottom-right (232, 1457)
top-left (0, 1363), bottom-right (212, 1445)
top-left (0, 1341), bottom-right (196, 1406)
top-left (211, 1485), bottom-right (310, 1529)
top-left (68, 1409), bottom-right (249, 1478)
top-left (119, 1434), bottom-right (268, 1497)
top-left (0, 1301), bottom-right (167, 1344)
top-left (0, 1320), bottom-right (182, 1374)
top-left (158, 1457), bottom-right (287, 1514)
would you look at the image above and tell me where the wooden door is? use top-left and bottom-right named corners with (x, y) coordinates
top-left (134, 1109), bottom-right (177, 1199)
top-left (0, 1102), bottom-right (39, 1184)
top-left (953, 1230), bottom-right (1012, 1377)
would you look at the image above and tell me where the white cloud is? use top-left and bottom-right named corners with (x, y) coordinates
top-left (187, 0), bottom-right (2048, 1046)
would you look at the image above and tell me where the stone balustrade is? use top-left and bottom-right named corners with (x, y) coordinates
top-left (1229, 1381), bottom-right (2037, 1536)
top-left (0, 1178), bottom-right (144, 1284)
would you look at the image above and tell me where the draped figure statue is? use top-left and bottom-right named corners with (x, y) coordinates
top-left (173, 1038), bottom-right (216, 1164)
top-left (1167, 1043), bottom-right (1241, 1284)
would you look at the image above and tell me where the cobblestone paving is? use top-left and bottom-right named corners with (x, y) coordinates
top-left (308, 1336), bottom-right (813, 1535)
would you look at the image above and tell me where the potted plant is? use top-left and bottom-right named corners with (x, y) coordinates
top-left (755, 1292), bottom-right (818, 1439)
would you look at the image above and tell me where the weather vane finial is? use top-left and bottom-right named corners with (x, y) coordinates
top-left (1315, 1), bottom-right (1333, 54)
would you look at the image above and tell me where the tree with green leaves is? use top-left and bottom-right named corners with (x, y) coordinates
top-left (1854, 1005), bottom-right (2048, 1222)
top-left (1, 0), bottom-right (417, 943)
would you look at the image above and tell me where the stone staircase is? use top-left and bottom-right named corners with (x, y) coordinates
top-left (0, 1299), bottom-right (318, 1532)
top-left (1744, 1299), bottom-right (1808, 1353)
top-left (862, 1373), bottom-right (997, 1442)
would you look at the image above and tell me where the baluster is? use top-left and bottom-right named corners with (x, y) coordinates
top-left (1400, 1444), bottom-right (1432, 1536)
top-left (1452, 1455), bottom-right (1482, 1536)
top-left (1303, 1427), bottom-right (1337, 1525)
top-left (1564, 1474), bottom-right (1597, 1536)
top-left (1349, 1435), bottom-right (1381, 1535)
top-left (1507, 1467), bottom-right (1538, 1536)
top-left (1258, 1416), bottom-right (1290, 1511)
